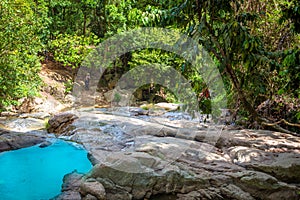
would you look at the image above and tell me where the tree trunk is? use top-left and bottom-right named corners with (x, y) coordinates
top-left (83, 13), bottom-right (87, 37)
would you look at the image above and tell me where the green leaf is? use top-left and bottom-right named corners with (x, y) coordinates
top-left (277, 88), bottom-right (285, 95)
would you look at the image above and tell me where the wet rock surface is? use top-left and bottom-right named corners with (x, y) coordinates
top-left (50, 108), bottom-right (300, 200)
top-left (0, 117), bottom-right (46, 132)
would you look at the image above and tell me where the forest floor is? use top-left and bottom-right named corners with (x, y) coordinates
top-left (39, 60), bottom-right (74, 98)
top-left (22, 60), bottom-right (78, 114)
top-left (38, 60), bottom-right (110, 112)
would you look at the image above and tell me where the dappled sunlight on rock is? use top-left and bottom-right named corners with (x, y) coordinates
top-left (43, 108), bottom-right (300, 199)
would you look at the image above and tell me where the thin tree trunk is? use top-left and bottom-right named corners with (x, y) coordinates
top-left (83, 13), bottom-right (87, 37)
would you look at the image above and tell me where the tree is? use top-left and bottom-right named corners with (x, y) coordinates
top-left (0, 0), bottom-right (42, 109)
top-left (150, 0), bottom-right (299, 132)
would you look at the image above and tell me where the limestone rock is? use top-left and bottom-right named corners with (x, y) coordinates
top-left (87, 162), bottom-right (203, 200)
top-left (82, 194), bottom-right (98, 200)
top-left (228, 146), bottom-right (300, 183)
top-left (0, 117), bottom-right (45, 132)
top-left (61, 171), bottom-right (84, 192)
top-left (230, 171), bottom-right (299, 200)
top-left (0, 131), bottom-right (45, 152)
top-left (16, 97), bottom-right (35, 113)
top-left (39, 140), bottom-right (52, 148)
top-left (54, 108), bottom-right (300, 200)
top-left (103, 90), bottom-right (113, 102)
top-left (80, 180), bottom-right (106, 200)
top-left (19, 112), bottom-right (51, 120)
top-left (52, 171), bottom-right (84, 200)
top-left (47, 112), bottom-right (78, 134)
top-left (129, 107), bottom-right (149, 116)
top-left (52, 191), bottom-right (81, 200)
top-left (0, 111), bottom-right (19, 117)
top-left (155, 102), bottom-right (180, 111)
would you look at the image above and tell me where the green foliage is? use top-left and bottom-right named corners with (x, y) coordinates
top-left (47, 0), bottom-right (95, 36)
top-left (48, 33), bottom-right (99, 68)
top-left (44, 118), bottom-right (50, 129)
top-left (1, 0), bottom-right (299, 128)
top-left (64, 79), bottom-right (74, 94)
top-left (113, 92), bottom-right (121, 103)
top-left (106, 4), bottom-right (127, 35)
top-left (280, 0), bottom-right (300, 33)
top-left (296, 112), bottom-right (300, 121)
top-left (0, 0), bottom-right (42, 108)
top-left (129, 48), bottom-right (204, 96)
top-left (279, 48), bottom-right (300, 96)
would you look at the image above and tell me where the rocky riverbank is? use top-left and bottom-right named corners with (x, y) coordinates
top-left (48, 108), bottom-right (300, 200)
top-left (0, 129), bottom-right (46, 152)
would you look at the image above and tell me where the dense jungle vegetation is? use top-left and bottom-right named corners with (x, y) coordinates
top-left (0, 0), bottom-right (299, 133)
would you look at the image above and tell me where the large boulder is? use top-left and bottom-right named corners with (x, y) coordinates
top-left (47, 112), bottom-right (78, 135)
top-left (228, 146), bottom-right (300, 183)
top-left (86, 159), bottom-right (204, 200)
top-left (52, 171), bottom-right (84, 200)
top-left (0, 130), bottom-right (46, 152)
top-left (230, 171), bottom-right (299, 200)
top-left (80, 180), bottom-right (106, 200)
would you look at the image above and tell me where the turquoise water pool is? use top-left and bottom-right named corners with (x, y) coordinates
top-left (0, 140), bottom-right (92, 200)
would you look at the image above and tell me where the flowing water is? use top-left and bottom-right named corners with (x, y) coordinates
top-left (0, 140), bottom-right (92, 200)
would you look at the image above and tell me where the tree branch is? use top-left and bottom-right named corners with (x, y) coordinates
top-left (262, 118), bottom-right (300, 128)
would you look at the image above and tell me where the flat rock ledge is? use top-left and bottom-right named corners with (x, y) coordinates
top-left (49, 111), bottom-right (300, 200)
top-left (0, 129), bottom-right (46, 152)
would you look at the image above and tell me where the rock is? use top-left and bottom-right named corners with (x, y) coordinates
top-left (162, 112), bottom-right (192, 120)
top-left (155, 102), bottom-right (180, 111)
top-left (82, 135), bottom-right (235, 199)
top-left (52, 191), bottom-right (81, 200)
top-left (104, 88), bottom-right (134, 106)
top-left (61, 172), bottom-right (84, 192)
top-left (129, 107), bottom-right (149, 116)
top-left (16, 97), bottom-right (35, 113)
top-left (19, 112), bottom-right (51, 119)
top-left (50, 108), bottom-right (300, 200)
top-left (0, 111), bottom-right (19, 117)
top-left (230, 171), bottom-right (299, 200)
top-left (64, 94), bottom-right (76, 105)
top-left (82, 194), bottom-right (98, 200)
top-left (52, 171), bottom-right (84, 200)
top-left (15, 97), bottom-right (48, 113)
top-left (0, 117), bottom-right (45, 132)
top-left (34, 97), bottom-right (44, 105)
top-left (256, 96), bottom-right (300, 132)
top-left (0, 131), bottom-right (45, 152)
top-left (37, 92), bottom-right (68, 114)
top-left (87, 161), bottom-right (202, 200)
top-left (228, 146), bottom-right (300, 183)
top-left (39, 141), bottom-right (52, 148)
top-left (47, 112), bottom-right (78, 134)
top-left (103, 90), bottom-right (113, 102)
top-left (80, 180), bottom-right (106, 200)
top-left (139, 104), bottom-right (167, 116)
top-left (219, 184), bottom-right (255, 200)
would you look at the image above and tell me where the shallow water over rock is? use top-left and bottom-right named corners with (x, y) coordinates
top-left (0, 117), bottom-right (45, 132)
